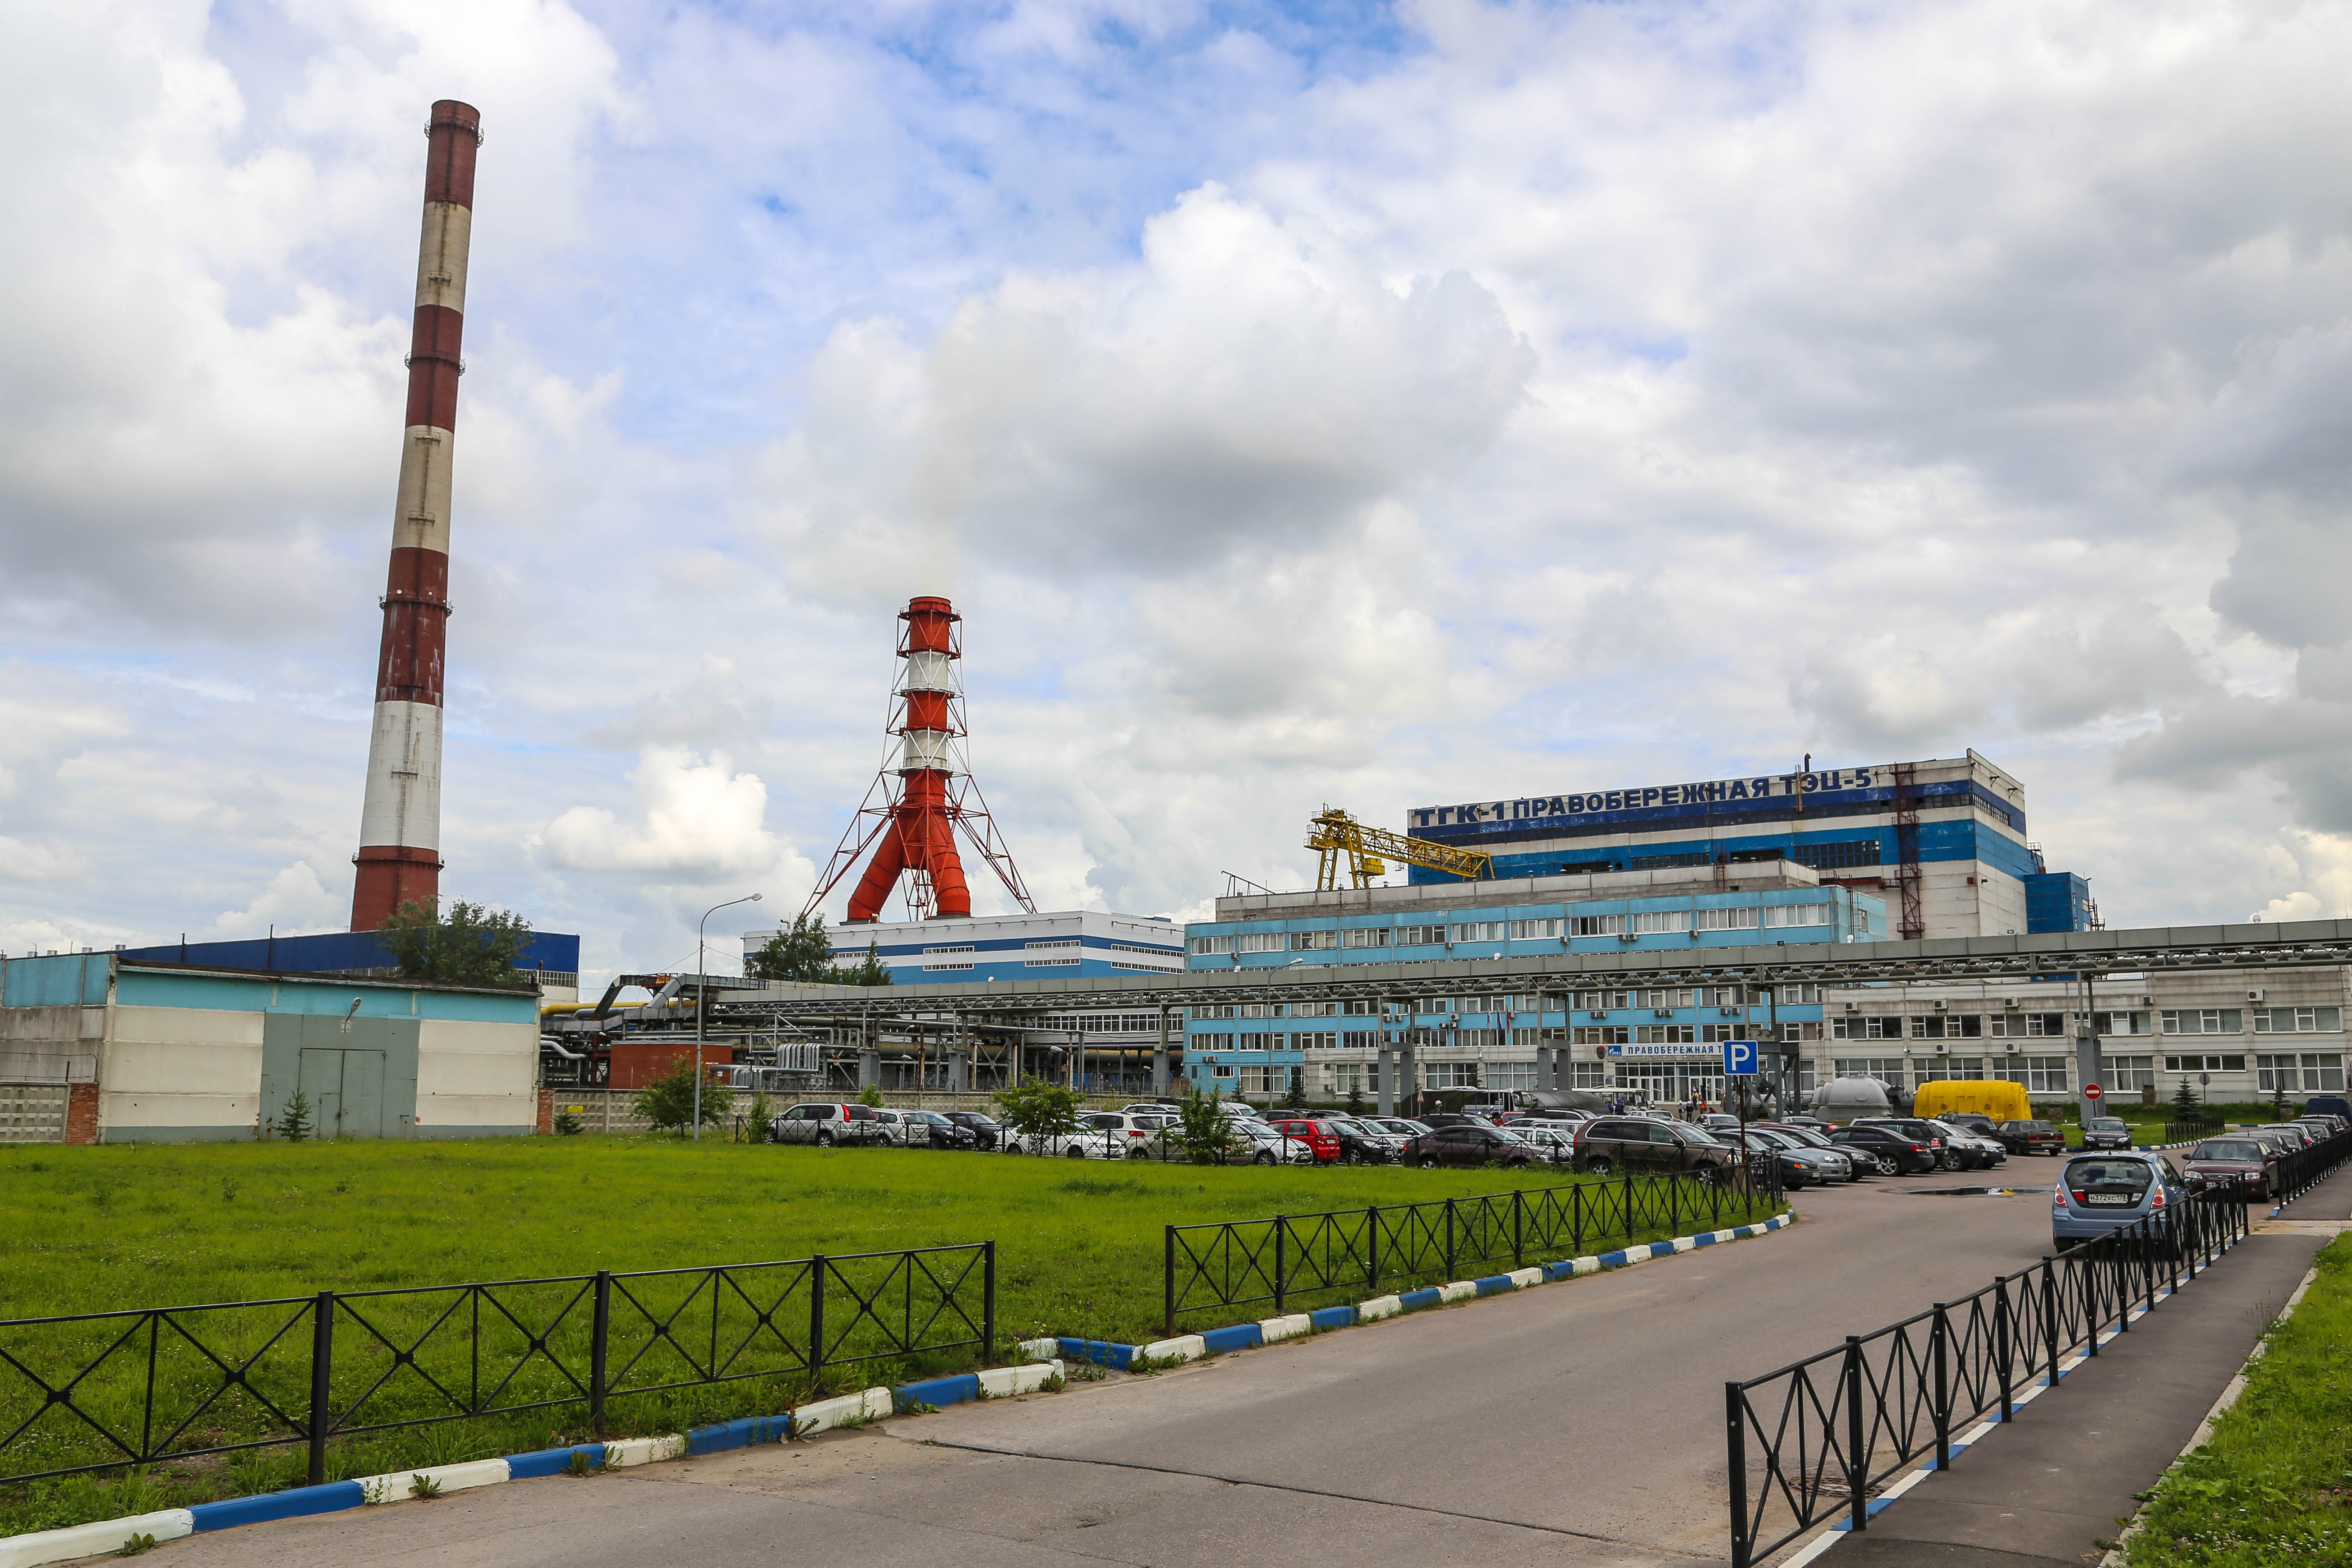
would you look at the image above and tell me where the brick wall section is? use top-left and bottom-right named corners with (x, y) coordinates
top-left (64, 1081), bottom-right (100, 1145)
top-left (536, 1087), bottom-right (554, 1136)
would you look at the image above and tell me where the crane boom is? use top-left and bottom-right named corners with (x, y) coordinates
top-left (1308, 807), bottom-right (1493, 891)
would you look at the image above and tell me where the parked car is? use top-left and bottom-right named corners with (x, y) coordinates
top-left (1726, 1128), bottom-right (1841, 1188)
top-left (2080, 1117), bottom-right (2135, 1151)
top-left (1502, 1113), bottom-right (1595, 1134)
top-left (1001, 1126), bottom-right (1124, 1158)
top-left (769, 1103), bottom-right (888, 1147)
top-left (1924, 1118), bottom-right (2007, 1167)
top-left (1508, 1125), bottom-right (1579, 1165)
top-left (2053, 1153), bottom-right (2187, 1251)
top-left (2245, 1126), bottom-right (2304, 1159)
top-left (1826, 1124), bottom-right (1938, 1175)
top-left (1753, 1123), bottom-right (1863, 1182)
top-left (939, 1110), bottom-right (1003, 1150)
top-left (1942, 1112), bottom-right (2002, 1140)
top-left (2304, 1095), bottom-right (2352, 1124)
top-left (1086, 1111), bottom-right (1179, 1157)
top-left (1570, 1116), bottom-right (1741, 1181)
top-left (900, 1110), bottom-right (977, 1150)
top-left (865, 1108), bottom-right (917, 1146)
top-left (2255, 1122), bottom-right (2317, 1150)
top-left (1231, 1121), bottom-right (1318, 1164)
top-left (1419, 1112), bottom-right (1500, 1131)
top-left (1119, 1101), bottom-right (1187, 1116)
top-left (1700, 1113), bottom-right (1743, 1134)
top-left (1367, 1117), bottom-right (1433, 1140)
top-left (1406, 1122), bottom-right (1549, 1169)
top-left (1777, 1115), bottom-right (1833, 1131)
top-left (1296, 1113), bottom-right (1405, 1163)
top-left (1998, 1120), bottom-right (2067, 1156)
top-left (1263, 1117), bottom-right (1345, 1163)
top-left (1854, 1117), bottom-right (1977, 1172)
top-left (2181, 1137), bottom-right (2281, 1200)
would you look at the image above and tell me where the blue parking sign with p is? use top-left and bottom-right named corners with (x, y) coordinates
top-left (1724, 1039), bottom-right (1758, 1077)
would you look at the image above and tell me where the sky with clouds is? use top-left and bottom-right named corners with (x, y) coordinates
top-left (6, 0), bottom-right (2352, 983)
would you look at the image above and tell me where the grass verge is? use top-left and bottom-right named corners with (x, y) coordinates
top-left (0, 1138), bottom-right (1776, 1535)
top-left (2124, 1232), bottom-right (2352, 1566)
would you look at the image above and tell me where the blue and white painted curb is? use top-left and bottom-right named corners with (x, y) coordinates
top-left (0, 1364), bottom-right (1063, 1568)
top-left (1026, 1212), bottom-right (1797, 1372)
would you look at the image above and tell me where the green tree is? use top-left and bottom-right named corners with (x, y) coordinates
top-left (1175, 1081), bottom-right (1241, 1164)
top-left (634, 1057), bottom-right (732, 1134)
top-left (840, 942), bottom-right (894, 987)
top-left (1345, 1082), bottom-right (1368, 1117)
top-left (377, 898), bottom-right (535, 988)
top-left (857, 1082), bottom-right (885, 1108)
top-left (746, 913), bottom-right (835, 984)
top-left (2171, 1077), bottom-right (2202, 1118)
top-left (746, 1090), bottom-right (776, 1143)
top-left (1282, 1066), bottom-right (1308, 1110)
top-left (993, 1076), bottom-right (1083, 1142)
top-left (276, 1089), bottom-right (313, 1143)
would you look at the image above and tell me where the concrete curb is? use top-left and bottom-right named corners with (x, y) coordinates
top-left (1030, 1212), bottom-right (1795, 1373)
top-left (0, 1362), bottom-right (1064, 1568)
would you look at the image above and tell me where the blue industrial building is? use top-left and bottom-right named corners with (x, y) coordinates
top-left (1180, 866), bottom-right (1881, 1106)
top-left (1407, 752), bottom-right (2095, 939)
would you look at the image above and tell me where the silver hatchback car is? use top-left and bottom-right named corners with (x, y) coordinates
top-left (2053, 1153), bottom-right (2186, 1251)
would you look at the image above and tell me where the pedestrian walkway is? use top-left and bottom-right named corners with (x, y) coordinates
top-left (1807, 1165), bottom-right (2352, 1566)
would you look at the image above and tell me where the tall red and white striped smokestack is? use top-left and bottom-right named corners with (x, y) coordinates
top-left (351, 99), bottom-right (479, 931)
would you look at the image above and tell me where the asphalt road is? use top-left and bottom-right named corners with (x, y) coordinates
top-left (122, 1171), bottom-right (2119, 1568)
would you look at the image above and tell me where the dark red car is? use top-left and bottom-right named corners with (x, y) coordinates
top-left (1265, 1117), bottom-right (1343, 1163)
top-left (1998, 1120), bottom-right (2067, 1157)
top-left (2181, 1136), bottom-right (2280, 1200)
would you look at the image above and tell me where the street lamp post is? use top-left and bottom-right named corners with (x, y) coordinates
top-left (695, 892), bottom-right (764, 1141)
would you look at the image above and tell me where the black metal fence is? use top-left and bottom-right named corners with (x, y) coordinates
top-left (1726, 1129), bottom-right (2352, 1568)
top-left (0, 1242), bottom-right (992, 1489)
top-left (2163, 1116), bottom-right (2225, 1145)
top-left (1164, 1170), bottom-right (1785, 1336)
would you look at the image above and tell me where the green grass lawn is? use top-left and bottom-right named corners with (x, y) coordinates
top-left (0, 1137), bottom-right (1778, 1535)
top-left (2126, 1233), bottom-right (2352, 1566)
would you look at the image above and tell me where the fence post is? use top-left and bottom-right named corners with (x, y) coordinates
top-left (1623, 1168), bottom-right (1634, 1241)
top-left (1445, 1199), bottom-right (1457, 1280)
top-left (1572, 1183), bottom-right (1584, 1256)
top-left (2040, 1258), bottom-right (2060, 1388)
top-left (2083, 1248), bottom-right (2100, 1356)
top-left (1514, 1189), bottom-right (1526, 1270)
top-left (810, 1256), bottom-right (827, 1393)
top-left (1668, 1172), bottom-right (1680, 1238)
top-left (1726, 1381), bottom-right (1751, 1568)
top-left (589, 1270), bottom-right (611, 1431)
top-left (1931, 1303), bottom-right (1951, 1471)
top-left (2144, 1219), bottom-right (2159, 1315)
top-left (1275, 1217), bottom-right (1288, 1316)
top-left (1993, 1276), bottom-right (2013, 1421)
top-left (1163, 1227), bottom-right (1177, 1339)
top-left (1843, 1336), bottom-right (1868, 1533)
top-left (983, 1240), bottom-right (997, 1365)
top-left (1367, 1206), bottom-right (1381, 1293)
top-left (306, 1291), bottom-right (334, 1486)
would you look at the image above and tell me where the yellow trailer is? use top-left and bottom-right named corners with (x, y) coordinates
top-left (1911, 1079), bottom-right (2031, 1124)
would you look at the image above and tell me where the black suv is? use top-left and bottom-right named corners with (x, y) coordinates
top-left (1570, 1117), bottom-right (1740, 1181)
top-left (1297, 1112), bottom-right (1403, 1164)
top-left (1826, 1124), bottom-right (1938, 1174)
top-left (939, 1110), bottom-right (1003, 1150)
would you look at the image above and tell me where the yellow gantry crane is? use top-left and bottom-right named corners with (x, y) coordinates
top-left (1308, 806), bottom-right (1494, 891)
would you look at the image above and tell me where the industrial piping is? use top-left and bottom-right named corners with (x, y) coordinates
top-left (352, 100), bottom-right (479, 931)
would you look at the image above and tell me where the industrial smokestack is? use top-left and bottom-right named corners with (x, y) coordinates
top-left (351, 99), bottom-right (479, 931)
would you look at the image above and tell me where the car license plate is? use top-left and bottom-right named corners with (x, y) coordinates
top-left (2087, 1194), bottom-right (2132, 1205)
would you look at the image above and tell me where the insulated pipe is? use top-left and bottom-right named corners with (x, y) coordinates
top-left (353, 100), bottom-right (479, 931)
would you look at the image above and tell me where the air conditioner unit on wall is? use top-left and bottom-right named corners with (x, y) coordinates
top-left (1844, 1002), bottom-right (1860, 1013)
top-left (1935, 1040), bottom-right (1949, 1053)
top-left (1933, 1000), bottom-right (1948, 1011)
top-left (2246, 989), bottom-right (2265, 1002)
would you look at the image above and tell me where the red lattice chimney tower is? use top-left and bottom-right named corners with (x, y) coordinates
top-left (805, 596), bottom-right (1037, 924)
top-left (351, 99), bottom-right (479, 930)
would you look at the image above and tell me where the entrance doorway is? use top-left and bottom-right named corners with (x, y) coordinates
top-left (298, 1048), bottom-right (387, 1139)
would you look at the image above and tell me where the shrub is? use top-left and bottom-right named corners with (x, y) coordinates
top-left (1175, 1083), bottom-right (1241, 1164)
top-left (634, 1058), bottom-right (732, 1134)
top-left (276, 1089), bottom-right (314, 1144)
top-left (746, 1090), bottom-right (776, 1143)
top-left (994, 1076), bottom-right (1083, 1141)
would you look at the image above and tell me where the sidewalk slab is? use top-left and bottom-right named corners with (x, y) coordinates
top-left (1813, 1229), bottom-right (2324, 1566)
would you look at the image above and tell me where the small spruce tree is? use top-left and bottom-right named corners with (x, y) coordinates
top-left (1345, 1082), bottom-right (1368, 1117)
top-left (277, 1089), bottom-right (314, 1143)
top-left (1283, 1067), bottom-right (1309, 1110)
